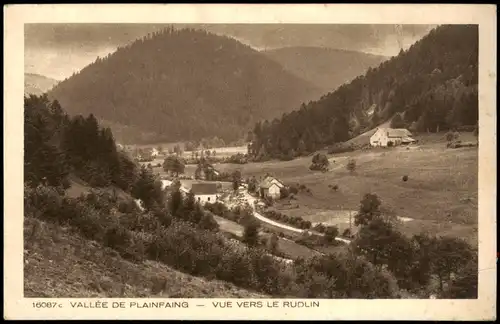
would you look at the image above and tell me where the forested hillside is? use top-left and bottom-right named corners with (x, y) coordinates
top-left (249, 25), bottom-right (478, 159)
top-left (24, 73), bottom-right (59, 96)
top-left (24, 94), bottom-right (138, 191)
top-left (263, 47), bottom-right (388, 93)
top-left (47, 27), bottom-right (322, 144)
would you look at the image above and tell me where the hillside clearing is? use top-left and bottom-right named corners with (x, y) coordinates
top-left (217, 138), bottom-right (478, 246)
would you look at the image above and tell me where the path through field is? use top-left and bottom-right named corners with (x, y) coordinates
top-left (237, 191), bottom-right (352, 244)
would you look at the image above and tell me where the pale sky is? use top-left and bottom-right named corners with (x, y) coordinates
top-left (25, 24), bottom-right (437, 80)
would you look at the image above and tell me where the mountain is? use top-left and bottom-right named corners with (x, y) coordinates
top-left (263, 47), bottom-right (388, 93)
top-left (47, 27), bottom-right (323, 144)
top-left (249, 25), bottom-right (478, 159)
top-left (24, 73), bottom-right (59, 96)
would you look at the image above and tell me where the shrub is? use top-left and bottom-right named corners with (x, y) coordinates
top-left (280, 187), bottom-right (290, 199)
top-left (332, 184), bottom-right (339, 191)
top-left (342, 228), bottom-right (352, 238)
top-left (323, 226), bottom-right (339, 244)
top-left (104, 225), bottom-right (131, 252)
top-left (289, 185), bottom-right (299, 195)
top-left (346, 159), bottom-right (356, 174)
top-left (402, 175), bottom-right (409, 182)
top-left (387, 141), bottom-right (394, 147)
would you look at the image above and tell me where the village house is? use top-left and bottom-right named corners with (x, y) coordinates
top-left (369, 128), bottom-right (416, 147)
top-left (190, 183), bottom-right (219, 204)
top-left (259, 175), bottom-right (285, 200)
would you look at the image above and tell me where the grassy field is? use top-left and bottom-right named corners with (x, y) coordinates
top-left (216, 133), bottom-right (478, 246)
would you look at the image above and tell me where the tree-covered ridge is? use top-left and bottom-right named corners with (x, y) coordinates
top-left (249, 25), bottom-right (478, 159)
top-left (48, 27), bottom-right (322, 144)
top-left (263, 46), bottom-right (388, 93)
top-left (24, 94), bottom-right (138, 191)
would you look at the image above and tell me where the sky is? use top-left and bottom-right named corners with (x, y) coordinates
top-left (25, 23), bottom-right (437, 80)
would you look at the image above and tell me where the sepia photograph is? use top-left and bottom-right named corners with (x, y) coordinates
top-left (4, 3), bottom-right (497, 321)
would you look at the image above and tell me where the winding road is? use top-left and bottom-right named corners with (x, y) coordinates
top-left (229, 191), bottom-right (351, 244)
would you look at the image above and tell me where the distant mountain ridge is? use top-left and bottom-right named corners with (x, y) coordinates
top-left (249, 25), bottom-right (478, 159)
top-left (47, 27), bottom-right (323, 144)
top-left (263, 46), bottom-right (388, 93)
top-left (25, 73), bottom-right (59, 96)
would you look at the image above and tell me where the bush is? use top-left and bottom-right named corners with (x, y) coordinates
top-left (387, 141), bottom-right (394, 147)
top-left (104, 225), bottom-right (131, 252)
top-left (346, 159), bottom-right (356, 174)
top-left (402, 175), bottom-right (409, 182)
top-left (332, 184), bottom-right (339, 191)
top-left (342, 228), bottom-right (352, 238)
top-left (289, 185), bottom-right (299, 195)
top-left (280, 187), bottom-right (290, 199)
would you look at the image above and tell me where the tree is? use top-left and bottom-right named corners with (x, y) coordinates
top-left (353, 217), bottom-right (403, 267)
top-left (441, 254), bottom-right (478, 298)
top-left (168, 185), bottom-right (184, 217)
top-left (242, 218), bottom-right (260, 247)
top-left (429, 236), bottom-right (474, 292)
top-left (355, 193), bottom-right (381, 226)
top-left (390, 113), bottom-right (405, 128)
top-left (232, 170), bottom-right (242, 191)
top-left (247, 176), bottom-right (258, 193)
top-left (346, 159), bottom-right (356, 174)
top-left (163, 155), bottom-right (185, 176)
top-left (131, 166), bottom-right (164, 211)
top-left (267, 233), bottom-right (279, 254)
top-left (310, 153), bottom-right (329, 172)
top-left (323, 226), bottom-right (339, 244)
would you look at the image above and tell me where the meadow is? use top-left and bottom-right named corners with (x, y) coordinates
top-left (216, 133), bottom-right (478, 246)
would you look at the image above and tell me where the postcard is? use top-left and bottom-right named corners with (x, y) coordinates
top-left (4, 3), bottom-right (497, 321)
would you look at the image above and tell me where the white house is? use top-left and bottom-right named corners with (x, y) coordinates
top-left (370, 128), bottom-right (416, 147)
top-left (259, 176), bottom-right (285, 200)
top-left (190, 183), bottom-right (219, 204)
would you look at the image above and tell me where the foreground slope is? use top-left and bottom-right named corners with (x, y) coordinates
top-left (48, 27), bottom-right (322, 144)
top-left (24, 217), bottom-right (267, 298)
top-left (263, 47), bottom-right (388, 93)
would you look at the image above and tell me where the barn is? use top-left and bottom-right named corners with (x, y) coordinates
top-left (370, 128), bottom-right (416, 147)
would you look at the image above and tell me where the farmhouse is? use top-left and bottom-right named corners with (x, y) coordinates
top-left (259, 176), bottom-right (285, 200)
top-left (191, 183), bottom-right (219, 204)
top-left (370, 128), bottom-right (416, 147)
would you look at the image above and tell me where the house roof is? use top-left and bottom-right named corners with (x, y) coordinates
top-left (191, 183), bottom-right (218, 195)
top-left (378, 128), bottom-right (412, 138)
top-left (260, 177), bottom-right (284, 189)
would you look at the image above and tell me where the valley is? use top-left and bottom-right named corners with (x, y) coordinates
top-left (23, 23), bottom-right (480, 300)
